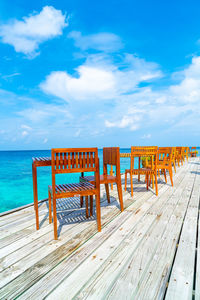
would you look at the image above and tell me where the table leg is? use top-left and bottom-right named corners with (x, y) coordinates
top-left (138, 157), bottom-right (141, 182)
top-left (32, 163), bottom-right (39, 230)
top-left (110, 165), bottom-right (113, 190)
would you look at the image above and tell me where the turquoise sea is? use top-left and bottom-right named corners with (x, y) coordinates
top-left (0, 149), bottom-right (132, 213)
top-left (0, 148), bottom-right (199, 214)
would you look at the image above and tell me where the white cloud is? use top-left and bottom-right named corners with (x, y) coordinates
top-left (0, 6), bottom-right (68, 56)
top-left (2, 73), bottom-right (21, 80)
top-left (170, 56), bottom-right (200, 103)
top-left (43, 138), bottom-right (48, 144)
top-left (155, 96), bottom-right (166, 104)
top-left (141, 134), bottom-right (151, 139)
top-left (105, 115), bottom-right (140, 131)
top-left (22, 130), bottom-right (28, 136)
top-left (40, 66), bottom-right (116, 101)
top-left (17, 104), bottom-right (72, 123)
top-left (21, 124), bottom-right (32, 130)
top-left (75, 129), bottom-right (81, 137)
top-left (40, 53), bottom-right (162, 102)
top-left (68, 31), bottom-right (123, 52)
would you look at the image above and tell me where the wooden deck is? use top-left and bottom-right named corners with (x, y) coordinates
top-left (0, 157), bottom-right (200, 299)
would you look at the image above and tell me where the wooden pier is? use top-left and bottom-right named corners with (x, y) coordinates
top-left (0, 157), bottom-right (200, 299)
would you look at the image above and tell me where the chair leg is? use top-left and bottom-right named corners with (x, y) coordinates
top-left (33, 164), bottom-right (39, 230)
top-left (130, 172), bottom-right (133, 197)
top-left (146, 173), bottom-right (149, 190)
top-left (90, 195), bottom-right (93, 216)
top-left (125, 172), bottom-right (127, 191)
top-left (105, 184), bottom-right (110, 203)
top-left (85, 196), bottom-right (89, 218)
top-left (53, 196), bottom-right (58, 240)
top-left (117, 181), bottom-right (124, 212)
top-left (163, 169), bottom-right (167, 183)
top-left (48, 190), bottom-right (52, 224)
top-left (80, 196), bottom-right (84, 208)
top-left (152, 173), bottom-right (154, 189)
top-left (149, 175), bottom-right (152, 186)
top-left (169, 167), bottom-right (173, 187)
top-left (96, 192), bottom-right (101, 232)
top-left (155, 172), bottom-right (158, 196)
top-left (173, 161), bottom-right (176, 173)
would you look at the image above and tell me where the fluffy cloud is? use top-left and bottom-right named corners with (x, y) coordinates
top-left (22, 130), bottom-right (28, 137)
top-left (40, 53), bottom-right (162, 102)
top-left (0, 6), bottom-right (68, 56)
top-left (105, 115), bottom-right (140, 131)
top-left (141, 134), bottom-right (151, 139)
top-left (170, 56), bottom-right (200, 103)
top-left (40, 66), bottom-right (116, 101)
top-left (17, 104), bottom-right (72, 123)
top-left (68, 31), bottom-right (123, 52)
top-left (21, 124), bottom-right (32, 130)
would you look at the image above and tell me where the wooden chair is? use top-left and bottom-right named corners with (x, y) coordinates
top-left (189, 147), bottom-right (197, 157)
top-left (175, 147), bottom-right (184, 166)
top-left (171, 147), bottom-right (177, 173)
top-left (157, 147), bottom-right (174, 186)
top-left (125, 146), bottom-right (158, 197)
top-left (80, 147), bottom-right (124, 213)
top-left (48, 148), bottom-right (101, 240)
top-left (183, 147), bottom-right (189, 162)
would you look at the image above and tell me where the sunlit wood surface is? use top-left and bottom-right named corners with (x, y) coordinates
top-left (0, 157), bottom-right (199, 299)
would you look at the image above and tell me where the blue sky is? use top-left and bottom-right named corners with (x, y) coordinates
top-left (0, 0), bottom-right (200, 150)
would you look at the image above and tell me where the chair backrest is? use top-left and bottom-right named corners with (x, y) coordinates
top-left (183, 147), bottom-right (189, 155)
top-left (131, 146), bottom-right (158, 170)
top-left (171, 147), bottom-right (176, 161)
top-left (176, 146), bottom-right (184, 157)
top-left (103, 147), bottom-right (120, 176)
top-left (51, 148), bottom-right (99, 190)
top-left (158, 147), bottom-right (172, 163)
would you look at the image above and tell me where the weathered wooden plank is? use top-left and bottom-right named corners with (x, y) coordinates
top-left (0, 191), bottom-right (122, 271)
top-left (131, 163), bottom-right (199, 299)
top-left (71, 161), bottom-right (194, 299)
top-left (1, 164), bottom-right (183, 300)
top-left (195, 197), bottom-right (200, 299)
top-left (45, 162), bottom-right (190, 299)
top-left (0, 209), bottom-right (49, 239)
top-left (0, 205), bottom-right (125, 299)
top-left (0, 158), bottom-right (195, 300)
top-left (69, 161), bottom-right (192, 299)
top-left (17, 169), bottom-right (182, 300)
top-left (18, 210), bottom-right (134, 300)
top-left (0, 188), bottom-right (135, 270)
top-left (0, 185), bottom-right (126, 250)
top-left (165, 168), bottom-right (200, 300)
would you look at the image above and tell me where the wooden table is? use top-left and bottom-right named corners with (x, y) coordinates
top-left (32, 157), bottom-right (51, 230)
top-left (32, 153), bottom-right (131, 230)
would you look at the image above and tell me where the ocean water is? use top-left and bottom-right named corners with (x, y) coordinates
top-left (0, 149), bottom-right (132, 213)
top-left (0, 147), bottom-right (199, 214)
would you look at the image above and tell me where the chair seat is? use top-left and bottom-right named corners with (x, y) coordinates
top-left (80, 174), bottom-right (116, 184)
top-left (48, 181), bottom-right (95, 197)
top-left (125, 168), bottom-right (154, 174)
top-left (157, 163), bottom-right (170, 168)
